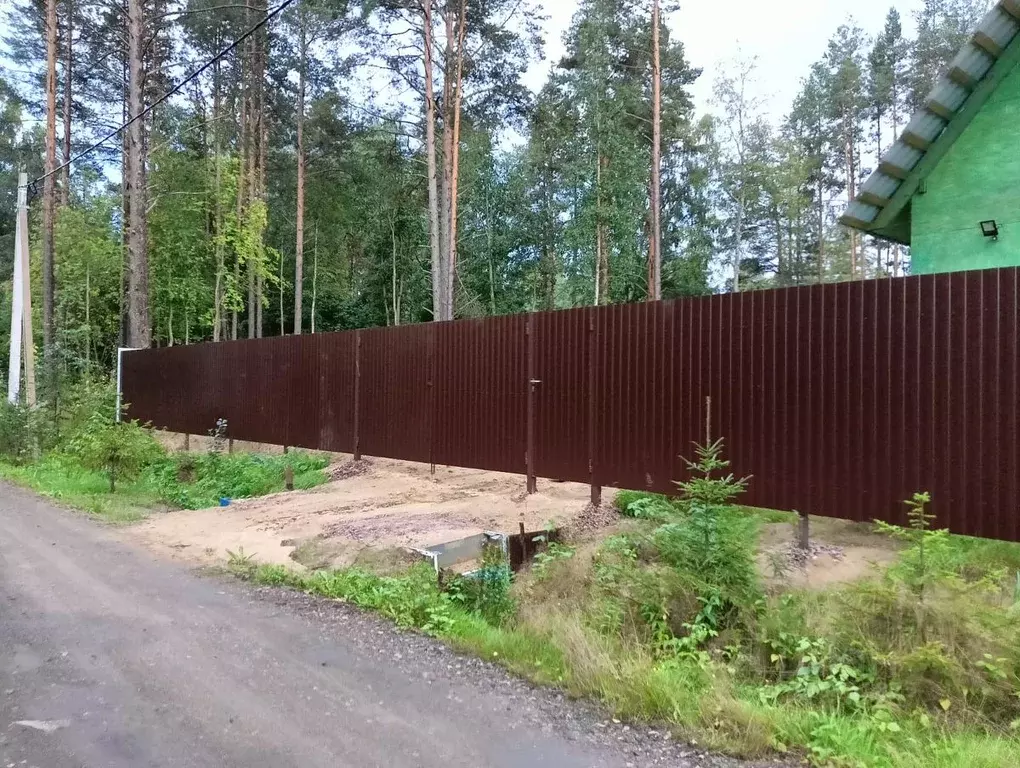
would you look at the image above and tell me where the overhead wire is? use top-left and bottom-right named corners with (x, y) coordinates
top-left (29, 0), bottom-right (297, 190)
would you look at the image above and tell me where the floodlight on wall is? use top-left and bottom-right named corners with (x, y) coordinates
top-left (980, 220), bottom-right (999, 240)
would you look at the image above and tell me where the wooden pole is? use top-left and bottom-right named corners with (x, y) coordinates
top-left (798, 510), bottom-right (810, 551)
top-left (18, 177), bottom-right (36, 407)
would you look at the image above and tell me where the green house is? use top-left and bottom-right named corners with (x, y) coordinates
top-left (842, 0), bottom-right (1020, 274)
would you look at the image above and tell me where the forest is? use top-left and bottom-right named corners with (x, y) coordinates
top-left (0, 0), bottom-right (994, 383)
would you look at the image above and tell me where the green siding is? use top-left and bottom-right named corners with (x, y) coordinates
top-left (911, 61), bottom-right (1020, 274)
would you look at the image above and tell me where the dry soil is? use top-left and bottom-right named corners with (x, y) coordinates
top-left (129, 446), bottom-right (614, 569)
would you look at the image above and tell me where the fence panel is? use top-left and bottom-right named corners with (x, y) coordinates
top-left (122, 267), bottom-right (1020, 542)
top-left (358, 324), bottom-right (432, 464)
top-left (592, 301), bottom-right (675, 493)
top-left (532, 308), bottom-right (592, 484)
top-left (316, 332), bottom-right (357, 453)
top-left (432, 315), bottom-right (527, 474)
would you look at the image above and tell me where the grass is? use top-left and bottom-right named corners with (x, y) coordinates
top-left (0, 454), bottom-right (162, 523)
top-left (0, 449), bottom-right (330, 523)
top-left (151, 451), bottom-right (330, 509)
top-left (227, 503), bottom-right (1020, 767)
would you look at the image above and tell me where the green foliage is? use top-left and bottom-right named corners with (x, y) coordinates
top-left (67, 413), bottom-right (165, 492)
top-left (447, 543), bottom-right (516, 625)
top-left (0, 400), bottom-right (31, 462)
top-left (655, 438), bottom-right (759, 606)
top-left (151, 451), bottom-right (328, 509)
top-left (0, 453), bottom-right (159, 523)
top-left (876, 492), bottom-right (953, 600)
top-left (531, 541), bottom-right (576, 580)
top-left (226, 547), bottom-right (257, 577)
top-left (616, 491), bottom-right (675, 521)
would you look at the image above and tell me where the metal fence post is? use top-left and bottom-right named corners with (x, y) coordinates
top-left (588, 310), bottom-right (601, 506)
top-left (115, 346), bottom-right (139, 422)
top-left (429, 323), bottom-right (437, 476)
top-left (353, 330), bottom-right (361, 460)
top-left (526, 314), bottom-right (537, 494)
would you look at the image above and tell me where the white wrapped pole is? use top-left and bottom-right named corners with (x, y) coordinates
top-left (6, 173), bottom-right (26, 405)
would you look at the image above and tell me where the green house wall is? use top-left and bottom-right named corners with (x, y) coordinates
top-left (910, 61), bottom-right (1020, 275)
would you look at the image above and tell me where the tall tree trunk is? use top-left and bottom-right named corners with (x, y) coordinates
top-left (437, 0), bottom-right (455, 321)
top-left (816, 175), bottom-right (825, 283)
top-left (541, 161), bottom-right (556, 310)
top-left (126, 0), bottom-right (150, 347)
top-left (845, 130), bottom-right (857, 279)
top-left (294, 8), bottom-right (306, 335)
top-left (84, 261), bottom-right (90, 365)
top-left (423, 0), bottom-right (444, 322)
top-left (391, 218), bottom-right (401, 325)
top-left (875, 108), bottom-right (884, 276)
top-left (233, 34), bottom-right (248, 342)
top-left (212, 55), bottom-right (224, 342)
top-left (60, 0), bottom-right (72, 207)
top-left (120, 37), bottom-right (130, 348)
top-left (256, 1), bottom-right (267, 339)
top-left (43, 0), bottom-right (58, 363)
top-left (733, 192), bottom-right (744, 292)
top-left (647, 0), bottom-right (662, 301)
top-left (595, 155), bottom-right (609, 305)
top-left (444, 0), bottom-right (466, 321)
top-left (311, 220), bottom-right (318, 334)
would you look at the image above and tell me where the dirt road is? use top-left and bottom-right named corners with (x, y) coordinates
top-left (0, 484), bottom-right (750, 768)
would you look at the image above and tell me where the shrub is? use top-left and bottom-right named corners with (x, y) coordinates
top-left (151, 450), bottom-right (328, 509)
top-left (0, 400), bottom-right (32, 462)
top-left (616, 491), bottom-right (675, 521)
top-left (447, 543), bottom-right (515, 625)
top-left (67, 412), bottom-right (165, 492)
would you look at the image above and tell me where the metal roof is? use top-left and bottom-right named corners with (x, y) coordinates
top-left (841, 0), bottom-right (1020, 244)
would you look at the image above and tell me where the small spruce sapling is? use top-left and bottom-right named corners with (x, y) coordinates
top-left (655, 437), bottom-right (758, 604)
top-left (876, 492), bottom-right (950, 642)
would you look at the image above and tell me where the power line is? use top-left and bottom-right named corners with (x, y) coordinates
top-left (30, 0), bottom-right (296, 188)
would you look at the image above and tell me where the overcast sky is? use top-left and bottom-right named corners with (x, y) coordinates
top-left (525, 0), bottom-right (926, 120)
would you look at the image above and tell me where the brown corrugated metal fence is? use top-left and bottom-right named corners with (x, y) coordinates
top-left (121, 268), bottom-right (1020, 542)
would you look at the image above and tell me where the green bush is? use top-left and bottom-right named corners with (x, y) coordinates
top-left (616, 490), bottom-right (675, 521)
top-left (151, 451), bottom-right (328, 509)
top-left (66, 412), bottom-right (165, 492)
top-left (447, 543), bottom-right (516, 625)
top-left (0, 400), bottom-right (32, 462)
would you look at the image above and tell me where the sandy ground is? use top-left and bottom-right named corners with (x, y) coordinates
top-left (128, 448), bottom-right (606, 568)
top-left (139, 431), bottom-right (898, 588)
top-left (757, 516), bottom-right (900, 589)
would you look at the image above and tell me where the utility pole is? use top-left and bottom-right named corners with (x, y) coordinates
top-left (7, 173), bottom-right (36, 406)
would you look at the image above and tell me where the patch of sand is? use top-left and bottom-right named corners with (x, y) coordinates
top-left (758, 516), bottom-right (902, 589)
top-left (125, 453), bottom-right (611, 568)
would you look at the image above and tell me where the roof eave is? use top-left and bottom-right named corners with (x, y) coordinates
top-left (842, 1), bottom-right (1020, 244)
